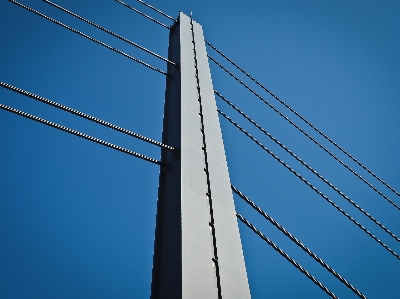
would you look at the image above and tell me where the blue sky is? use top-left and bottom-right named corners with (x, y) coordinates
top-left (1, 0), bottom-right (399, 298)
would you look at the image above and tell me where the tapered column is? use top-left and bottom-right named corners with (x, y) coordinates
top-left (151, 12), bottom-right (251, 299)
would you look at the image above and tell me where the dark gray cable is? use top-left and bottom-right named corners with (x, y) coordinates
top-left (210, 55), bottom-right (400, 209)
top-left (0, 104), bottom-right (163, 165)
top-left (236, 213), bottom-right (339, 299)
top-left (0, 82), bottom-right (176, 151)
top-left (43, 0), bottom-right (176, 66)
top-left (217, 92), bottom-right (399, 242)
top-left (137, 0), bottom-right (175, 21)
top-left (115, 0), bottom-right (169, 29)
top-left (9, 0), bottom-right (167, 75)
top-left (207, 44), bottom-right (399, 197)
top-left (218, 108), bottom-right (400, 260)
top-left (232, 186), bottom-right (366, 299)
top-left (215, 91), bottom-right (399, 211)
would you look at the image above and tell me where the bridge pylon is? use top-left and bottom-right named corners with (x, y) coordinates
top-left (150, 12), bottom-right (251, 299)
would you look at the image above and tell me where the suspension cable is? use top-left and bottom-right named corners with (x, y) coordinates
top-left (43, 0), bottom-right (176, 66)
top-left (217, 94), bottom-right (399, 242)
top-left (136, 0), bottom-right (175, 21)
top-left (207, 46), bottom-right (399, 197)
top-left (115, 0), bottom-right (170, 29)
top-left (216, 91), bottom-right (399, 212)
top-left (9, 0), bottom-right (167, 76)
top-left (0, 104), bottom-right (163, 165)
top-left (218, 108), bottom-right (400, 260)
top-left (232, 186), bottom-right (366, 298)
top-left (236, 213), bottom-right (338, 299)
top-left (0, 82), bottom-right (176, 151)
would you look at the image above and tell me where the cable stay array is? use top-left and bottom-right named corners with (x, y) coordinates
top-left (0, 104), bottom-right (163, 165)
top-left (9, 0), bottom-right (167, 75)
top-left (0, 82), bottom-right (175, 152)
top-left (236, 213), bottom-right (338, 299)
top-left (218, 108), bottom-right (400, 260)
top-left (207, 42), bottom-right (399, 198)
top-left (215, 96), bottom-right (399, 212)
top-left (216, 91), bottom-right (400, 243)
top-left (209, 55), bottom-right (400, 204)
top-left (43, 0), bottom-right (176, 66)
top-left (215, 92), bottom-right (400, 215)
top-left (232, 185), bottom-right (367, 298)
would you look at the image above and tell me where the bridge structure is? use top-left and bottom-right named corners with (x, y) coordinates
top-left (1, 1), bottom-right (399, 298)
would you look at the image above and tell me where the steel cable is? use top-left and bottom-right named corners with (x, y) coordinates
top-left (236, 213), bottom-right (338, 299)
top-left (136, 0), bottom-right (175, 21)
top-left (216, 91), bottom-right (399, 211)
top-left (209, 56), bottom-right (400, 210)
top-left (115, 0), bottom-right (170, 29)
top-left (218, 108), bottom-right (400, 260)
top-left (207, 44), bottom-right (399, 197)
top-left (217, 92), bottom-right (400, 242)
top-left (9, 0), bottom-right (167, 76)
top-left (232, 185), bottom-right (366, 298)
top-left (0, 104), bottom-right (163, 165)
top-left (0, 82), bottom-right (175, 151)
top-left (43, 0), bottom-right (176, 66)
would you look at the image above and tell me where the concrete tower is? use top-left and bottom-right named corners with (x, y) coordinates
top-left (151, 12), bottom-right (251, 299)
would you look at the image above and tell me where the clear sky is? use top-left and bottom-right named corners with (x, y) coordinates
top-left (1, 0), bottom-right (399, 298)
